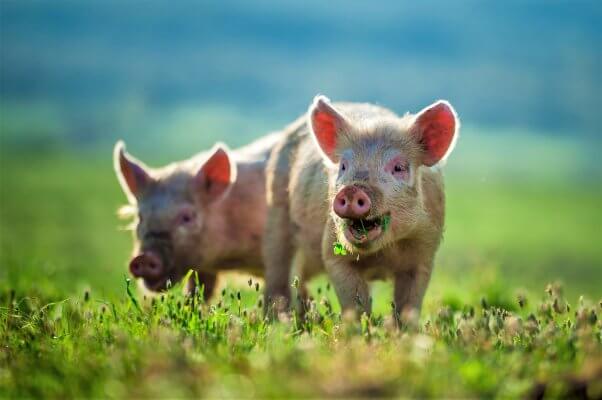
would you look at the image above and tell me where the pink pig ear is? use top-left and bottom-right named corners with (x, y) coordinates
top-left (195, 143), bottom-right (237, 202)
top-left (411, 100), bottom-right (459, 167)
top-left (308, 95), bottom-right (351, 164)
top-left (113, 141), bottom-right (153, 203)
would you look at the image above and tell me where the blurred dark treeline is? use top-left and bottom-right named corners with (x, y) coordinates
top-left (0, 1), bottom-right (600, 155)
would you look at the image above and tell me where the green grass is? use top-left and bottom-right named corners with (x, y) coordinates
top-left (1, 146), bottom-right (601, 398)
top-left (1, 275), bottom-right (601, 398)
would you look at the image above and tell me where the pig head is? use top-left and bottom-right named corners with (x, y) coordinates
top-left (309, 96), bottom-right (458, 255)
top-left (113, 141), bottom-right (240, 295)
top-left (263, 95), bottom-right (459, 318)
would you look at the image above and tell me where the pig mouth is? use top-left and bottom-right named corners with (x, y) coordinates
top-left (141, 269), bottom-right (180, 292)
top-left (142, 275), bottom-right (171, 292)
top-left (341, 213), bottom-right (390, 246)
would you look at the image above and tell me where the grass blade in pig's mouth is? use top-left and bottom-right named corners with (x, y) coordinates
top-left (342, 213), bottom-right (390, 245)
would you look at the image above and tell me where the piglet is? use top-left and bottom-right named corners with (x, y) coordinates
top-left (263, 96), bottom-right (459, 317)
top-left (114, 134), bottom-right (278, 298)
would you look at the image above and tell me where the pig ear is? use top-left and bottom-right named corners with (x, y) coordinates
top-left (195, 143), bottom-right (237, 202)
top-left (308, 95), bottom-right (351, 164)
top-left (113, 141), bottom-right (153, 203)
top-left (411, 100), bottom-right (459, 167)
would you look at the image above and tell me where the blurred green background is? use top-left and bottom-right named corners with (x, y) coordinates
top-left (1, 1), bottom-right (600, 307)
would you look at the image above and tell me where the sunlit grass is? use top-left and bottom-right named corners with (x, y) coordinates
top-left (1, 276), bottom-right (600, 398)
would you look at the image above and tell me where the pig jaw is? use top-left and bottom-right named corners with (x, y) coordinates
top-left (136, 253), bottom-right (203, 292)
top-left (333, 212), bottom-right (390, 253)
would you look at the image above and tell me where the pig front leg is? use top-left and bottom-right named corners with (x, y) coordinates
top-left (186, 271), bottom-right (217, 302)
top-left (263, 205), bottom-right (294, 317)
top-left (326, 258), bottom-right (371, 315)
top-left (199, 272), bottom-right (217, 302)
top-left (322, 222), bottom-right (370, 316)
top-left (393, 264), bottom-right (432, 319)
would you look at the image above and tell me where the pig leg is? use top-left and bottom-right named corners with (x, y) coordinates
top-left (199, 272), bottom-right (217, 302)
top-left (290, 250), bottom-right (306, 308)
top-left (321, 223), bottom-right (370, 315)
top-left (186, 271), bottom-right (217, 302)
top-left (263, 205), bottom-right (294, 316)
top-left (325, 259), bottom-right (370, 315)
top-left (393, 265), bottom-right (432, 319)
top-left (291, 249), bottom-right (321, 316)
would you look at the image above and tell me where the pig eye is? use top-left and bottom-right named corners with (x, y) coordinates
top-left (177, 210), bottom-right (196, 225)
top-left (394, 164), bottom-right (406, 173)
top-left (340, 160), bottom-right (348, 172)
top-left (387, 157), bottom-right (410, 181)
top-left (391, 162), bottom-right (410, 180)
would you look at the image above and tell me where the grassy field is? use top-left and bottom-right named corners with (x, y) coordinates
top-left (1, 140), bottom-right (601, 398)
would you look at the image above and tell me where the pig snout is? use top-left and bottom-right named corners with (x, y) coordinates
top-left (129, 252), bottom-right (164, 279)
top-left (333, 186), bottom-right (371, 218)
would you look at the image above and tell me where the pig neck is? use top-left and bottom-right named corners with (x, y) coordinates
top-left (201, 161), bottom-right (264, 265)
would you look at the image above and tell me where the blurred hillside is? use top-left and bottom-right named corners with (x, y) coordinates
top-left (1, 1), bottom-right (600, 158)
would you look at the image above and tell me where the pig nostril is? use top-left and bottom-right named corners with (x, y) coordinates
top-left (130, 260), bottom-right (143, 276)
top-left (340, 199), bottom-right (346, 206)
top-left (357, 199), bottom-right (364, 207)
